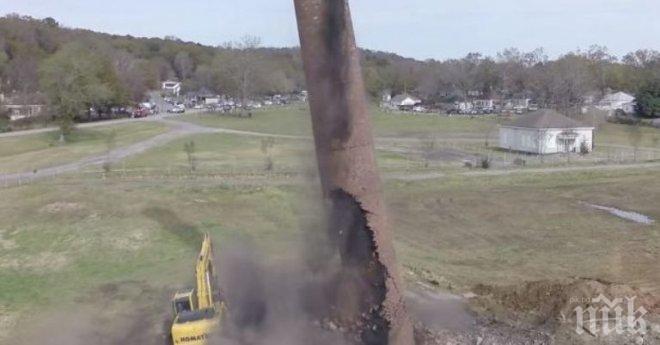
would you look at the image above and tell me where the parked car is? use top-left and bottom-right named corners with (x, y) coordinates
top-left (132, 107), bottom-right (151, 118)
top-left (413, 105), bottom-right (427, 113)
top-left (168, 104), bottom-right (186, 114)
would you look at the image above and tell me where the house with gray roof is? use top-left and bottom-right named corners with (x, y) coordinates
top-left (499, 110), bottom-right (595, 154)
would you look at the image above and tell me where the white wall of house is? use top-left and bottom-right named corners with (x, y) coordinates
top-left (500, 127), bottom-right (594, 154)
top-left (500, 127), bottom-right (540, 153)
top-left (162, 81), bottom-right (181, 96)
top-left (398, 97), bottom-right (421, 107)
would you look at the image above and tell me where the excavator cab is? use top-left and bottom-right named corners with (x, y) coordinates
top-left (172, 290), bottom-right (195, 315)
top-left (170, 234), bottom-right (225, 345)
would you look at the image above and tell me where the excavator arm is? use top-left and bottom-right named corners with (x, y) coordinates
top-left (195, 233), bottom-right (214, 310)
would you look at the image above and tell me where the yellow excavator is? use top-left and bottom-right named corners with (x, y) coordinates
top-left (171, 233), bottom-right (226, 345)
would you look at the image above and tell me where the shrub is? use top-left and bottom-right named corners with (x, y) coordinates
top-left (580, 142), bottom-right (590, 155)
top-left (480, 156), bottom-right (491, 169)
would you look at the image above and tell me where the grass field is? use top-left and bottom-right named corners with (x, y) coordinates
top-left (181, 106), bottom-right (501, 138)
top-left (1, 167), bottom-right (658, 340)
top-left (122, 133), bottom-right (315, 175)
top-left (0, 107), bottom-right (659, 341)
top-left (0, 122), bottom-right (169, 174)
top-left (182, 106), bottom-right (660, 145)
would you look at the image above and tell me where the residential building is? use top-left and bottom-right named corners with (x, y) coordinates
top-left (499, 109), bottom-right (595, 154)
top-left (162, 80), bottom-right (182, 96)
top-left (597, 91), bottom-right (636, 114)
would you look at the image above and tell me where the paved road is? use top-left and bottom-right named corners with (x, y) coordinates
top-left (2, 115), bottom-right (659, 186)
top-left (0, 118), bottom-right (208, 185)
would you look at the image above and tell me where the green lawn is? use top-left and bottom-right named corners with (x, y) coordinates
top-left (1, 108), bottom-right (659, 341)
top-left (182, 106), bottom-right (659, 151)
top-left (181, 105), bottom-right (501, 138)
top-left (2, 166), bottom-right (658, 340)
top-left (182, 106), bottom-right (312, 136)
top-left (120, 131), bottom-right (425, 176)
top-left (122, 133), bottom-right (315, 175)
top-left (388, 169), bottom-right (660, 294)
top-left (0, 122), bottom-right (169, 174)
top-left (596, 122), bottom-right (660, 147)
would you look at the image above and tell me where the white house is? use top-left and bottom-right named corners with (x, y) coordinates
top-left (597, 91), bottom-right (636, 114)
top-left (499, 110), bottom-right (595, 154)
top-left (162, 80), bottom-right (182, 96)
top-left (390, 94), bottom-right (422, 109)
top-left (6, 104), bottom-right (45, 121)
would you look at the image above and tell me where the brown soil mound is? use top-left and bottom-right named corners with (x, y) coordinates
top-left (470, 278), bottom-right (660, 328)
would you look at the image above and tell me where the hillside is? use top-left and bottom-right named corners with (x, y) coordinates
top-left (0, 14), bottom-right (659, 115)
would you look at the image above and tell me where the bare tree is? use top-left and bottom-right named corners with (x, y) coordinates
top-left (623, 49), bottom-right (660, 68)
top-left (627, 124), bottom-right (643, 162)
top-left (174, 51), bottom-right (194, 81)
top-left (183, 141), bottom-right (197, 172)
top-left (215, 36), bottom-right (262, 116)
top-left (260, 138), bottom-right (275, 172)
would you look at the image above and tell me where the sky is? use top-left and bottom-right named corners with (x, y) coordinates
top-left (1, 0), bottom-right (659, 60)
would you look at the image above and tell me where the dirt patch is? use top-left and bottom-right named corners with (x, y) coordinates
top-left (0, 231), bottom-right (17, 250)
top-left (410, 278), bottom-right (660, 344)
top-left (0, 251), bottom-right (69, 272)
top-left (470, 279), bottom-right (659, 326)
top-left (466, 278), bottom-right (660, 344)
top-left (18, 281), bottom-right (172, 345)
top-left (40, 202), bottom-right (86, 215)
top-left (0, 309), bottom-right (17, 343)
top-left (143, 206), bottom-right (201, 248)
top-left (413, 320), bottom-right (552, 345)
top-left (106, 227), bottom-right (151, 251)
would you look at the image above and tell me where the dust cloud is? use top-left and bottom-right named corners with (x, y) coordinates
top-left (210, 240), bottom-right (353, 345)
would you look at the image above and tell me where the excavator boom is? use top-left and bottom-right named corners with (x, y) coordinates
top-left (195, 233), bottom-right (214, 310)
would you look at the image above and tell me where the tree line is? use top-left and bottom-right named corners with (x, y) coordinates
top-left (364, 47), bottom-right (660, 117)
top-left (0, 14), bottom-right (659, 129)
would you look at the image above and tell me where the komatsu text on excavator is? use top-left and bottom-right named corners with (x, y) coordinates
top-left (170, 233), bottom-right (226, 345)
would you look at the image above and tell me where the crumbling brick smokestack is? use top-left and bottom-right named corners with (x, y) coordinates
top-left (293, 1), bottom-right (413, 344)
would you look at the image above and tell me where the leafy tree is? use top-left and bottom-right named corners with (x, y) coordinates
top-left (0, 48), bottom-right (7, 78)
top-left (635, 81), bottom-right (660, 118)
top-left (42, 17), bottom-right (59, 28)
top-left (39, 42), bottom-right (119, 140)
